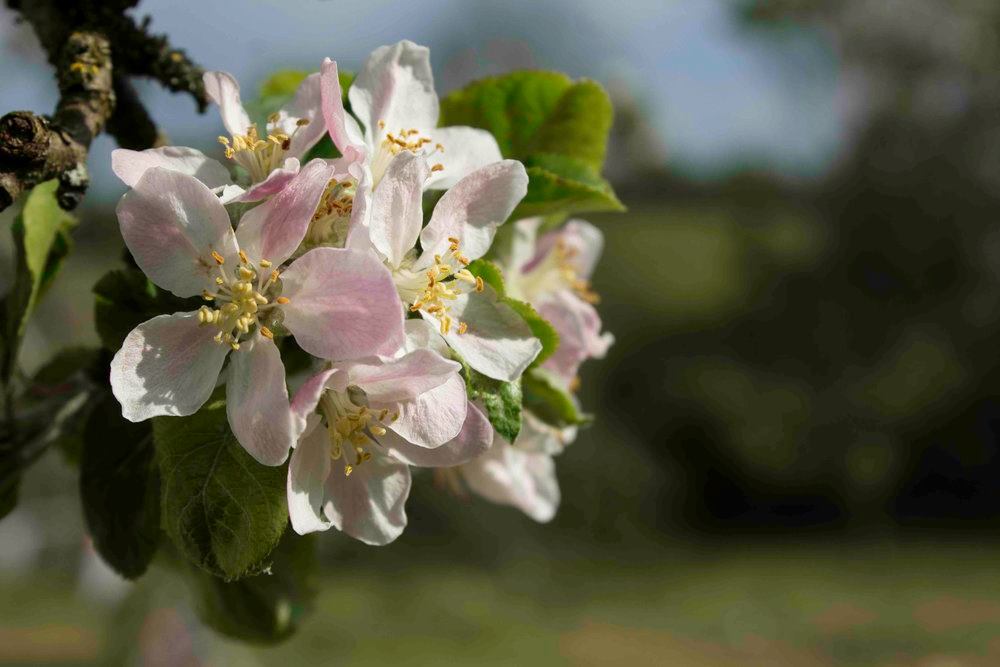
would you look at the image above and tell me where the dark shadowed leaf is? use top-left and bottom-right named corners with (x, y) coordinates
top-left (154, 396), bottom-right (288, 580)
top-left (187, 530), bottom-right (318, 644)
top-left (93, 268), bottom-right (198, 351)
top-left (81, 393), bottom-right (160, 578)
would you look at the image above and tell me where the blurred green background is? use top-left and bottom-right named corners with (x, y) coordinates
top-left (6, 0), bottom-right (1000, 665)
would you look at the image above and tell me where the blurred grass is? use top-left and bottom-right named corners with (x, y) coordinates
top-left (6, 541), bottom-right (1000, 665)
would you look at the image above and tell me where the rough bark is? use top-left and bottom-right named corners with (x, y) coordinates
top-left (0, 0), bottom-right (208, 212)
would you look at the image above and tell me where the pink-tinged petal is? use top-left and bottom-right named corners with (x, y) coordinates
top-left (235, 158), bottom-right (333, 266)
top-left (280, 247), bottom-right (405, 360)
top-left (368, 152), bottom-right (428, 268)
top-left (347, 349), bottom-right (459, 404)
top-left (562, 219), bottom-right (605, 279)
top-left (382, 400), bottom-right (491, 467)
top-left (290, 368), bottom-right (339, 437)
top-left (420, 160), bottom-right (528, 264)
top-left (111, 147), bottom-right (232, 189)
top-left (117, 168), bottom-right (238, 298)
top-left (461, 438), bottom-right (560, 523)
top-left (403, 319), bottom-right (450, 356)
top-left (349, 40), bottom-right (438, 145)
top-left (423, 126), bottom-right (502, 190)
top-left (225, 334), bottom-right (294, 466)
top-left (203, 71), bottom-right (252, 137)
top-left (288, 418), bottom-right (333, 534)
top-left (271, 72), bottom-right (326, 160)
top-left (230, 157), bottom-right (299, 203)
top-left (427, 288), bottom-right (541, 382)
top-left (110, 312), bottom-right (228, 422)
top-left (324, 454), bottom-right (411, 545)
top-left (378, 374), bottom-right (467, 448)
top-left (344, 165), bottom-right (374, 252)
top-left (538, 290), bottom-right (613, 383)
top-left (529, 218), bottom-right (605, 278)
top-left (320, 58), bottom-right (365, 159)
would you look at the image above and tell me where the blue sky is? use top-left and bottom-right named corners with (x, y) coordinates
top-left (0, 0), bottom-right (846, 196)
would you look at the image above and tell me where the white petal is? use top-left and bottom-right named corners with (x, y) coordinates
top-left (349, 40), bottom-right (438, 145)
top-left (288, 420), bottom-right (333, 534)
top-left (111, 147), bottom-right (232, 189)
top-left (203, 71), bottom-right (252, 136)
top-left (419, 160), bottom-right (528, 263)
top-left (382, 399), bottom-right (491, 467)
top-left (508, 217), bottom-right (543, 274)
top-left (116, 168), bottom-right (239, 298)
top-left (272, 72), bottom-right (327, 160)
top-left (424, 126), bottom-right (502, 190)
top-left (518, 410), bottom-right (577, 456)
top-left (379, 374), bottom-right (467, 448)
top-left (368, 152), bottom-right (428, 268)
top-left (110, 312), bottom-right (228, 422)
top-left (403, 319), bottom-right (450, 356)
top-left (324, 454), bottom-right (411, 545)
top-left (461, 438), bottom-right (560, 523)
top-left (347, 349), bottom-right (459, 404)
top-left (428, 287), bottom-right (541, 382)
top-left (226, 334), bottom-right (294, 466)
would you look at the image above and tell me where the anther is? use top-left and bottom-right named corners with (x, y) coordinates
top-left (431, 163), bottom-right (444, 172)
top-left (260, 326), bottom-right (274, 339)
top-left (211, 251), bottom-right (225, 265)
top-left (276, 296), bottom-right (290, 305)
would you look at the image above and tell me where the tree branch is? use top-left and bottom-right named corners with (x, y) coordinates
top-left (0, 31), bottom-right (113, 210)
top-left (0, 0), bottom-right (208, 212)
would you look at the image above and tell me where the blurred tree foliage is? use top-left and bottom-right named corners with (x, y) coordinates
top-left (572, 0), bottom-right (1000, 535)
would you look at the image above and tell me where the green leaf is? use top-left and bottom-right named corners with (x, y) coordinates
top-left (93, 269), bottom-right (197, 351)
top-left (466, 370), bottom-right (522, 442)
top-left (32, 346), bottom-right (99, 386)
top-left (154, 396), bottom-right (288, 580)
top-left (81, 394), bottom-right (160, 579)
top-left (503, 298), bottom-right (559, 368)
top-left (466, 259), bottom-right (507, 296)
top-left (439, 71), bottom-right (623, 218)
top-left (522, 369), bottom-right (591, 428)
top-left (516, 158), bottom-right (624, 219)
top-left (187, 530), bottom-right (318, 644)
top-left (2, 180), bottom-right (77, 381)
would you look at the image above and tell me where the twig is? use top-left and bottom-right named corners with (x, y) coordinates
top-left (0, 0), bottom-right (209, 212)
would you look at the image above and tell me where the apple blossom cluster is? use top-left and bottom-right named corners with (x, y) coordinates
top-left (107, 41), bottom-right (612, 545)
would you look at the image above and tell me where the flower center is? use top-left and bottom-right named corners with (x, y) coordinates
top-left (369, 121), bottom-right (444, 189)
top-left (510, 240), bottom-right (600, 304)
top-left (197, 251), bottom-right (289, 350)
top-left (301, 177), bottom-right (356, 252)
top-left (392, 237), bottom-right (484, 335)
top-left (217, 115), bottom-right (310, 183)
top-left (318, 387), bottom-right (397, 477)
